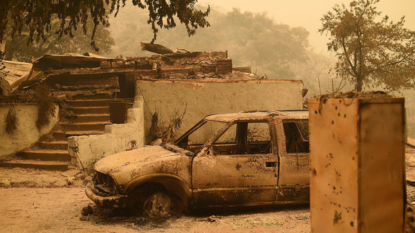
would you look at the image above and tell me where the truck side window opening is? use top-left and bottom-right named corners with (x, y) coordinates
top-left (186, 121), bottom-right (228, 144)
top-left (211, 124), bottom-right (238, 155)
top-left (283, 120), bottom-right (309, 153)
top-left (247, 122), bottom-right (272, 154)
top-left (181, 121), bottom-right (228, 153)
top-left (213, 122), bottom-right (271, 155)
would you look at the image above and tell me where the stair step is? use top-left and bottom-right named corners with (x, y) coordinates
top-left (53, 131), bottom-right (67, 140)
top-left (61, 122), bottom-right (110, 131)
top-left (19, 150), bottom-right (71, 162)
top-left (68, 106), bottom-right (109, 114)
top-left (54, 130), bottom-right (105, 137)
top-left (65, 130), bottom-right (105, 137)
top-left (70, 93), bottom-right (114, 100)
top-left (53, 130), bottom-right (105, 139)
top-left (65, 99), bottom-right (112, 107)
top-left (0, 160), bottom-right (69, 171)
top-left (65, 114), bottom-right (110, 123)
top-left (59, 85), bottom-right (117, 91)
top-left (38, 141), bottom-right (68, 150)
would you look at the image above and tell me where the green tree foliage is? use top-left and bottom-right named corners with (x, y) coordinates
top-left (4, 20), bottom-right (114, 62)
top-left (319, 0), bottom-right (415, 92)
top-left (0, 0), bottom-right (210, 50)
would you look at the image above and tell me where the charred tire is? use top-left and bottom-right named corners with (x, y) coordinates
top-left (143, 192), bottom-right (173, 218)
top-left (126, 183), bottom-right (163, 208)
top-left (126, 183), bottom-right (184, 217)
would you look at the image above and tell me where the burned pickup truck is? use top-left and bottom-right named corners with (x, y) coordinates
top-left (86, 110), bottom-right (309, 217)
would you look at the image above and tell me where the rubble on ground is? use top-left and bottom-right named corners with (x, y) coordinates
top-left (0, 167), bottom-right (90, 188)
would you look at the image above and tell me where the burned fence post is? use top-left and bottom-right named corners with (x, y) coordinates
top-left (308, 92), bottom-right (405, 233)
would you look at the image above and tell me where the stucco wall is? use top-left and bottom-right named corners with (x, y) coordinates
top-left (136, 79), bottom-right (304, 143)
top-left (67, 96), bottom-right (144, 169)
top-left (0, 104), bottom-right (59, 157)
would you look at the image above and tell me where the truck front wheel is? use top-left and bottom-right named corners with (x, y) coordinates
top-left (144, 191), bottom-right (173, 218)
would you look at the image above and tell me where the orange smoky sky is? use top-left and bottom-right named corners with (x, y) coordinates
top-left (198, 0), bottom-right (415, 54)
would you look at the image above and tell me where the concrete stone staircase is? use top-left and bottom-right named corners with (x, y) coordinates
top-left (0, 96), bottom-right (112, 171)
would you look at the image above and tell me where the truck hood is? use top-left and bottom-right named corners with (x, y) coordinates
top-left (94, 146), bottom-right (178, 174)
top-left (94, 145), bottom-right (192, 187)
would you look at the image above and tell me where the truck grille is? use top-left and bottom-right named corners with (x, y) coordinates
top-left (93, 172), bottom-right (118, 196)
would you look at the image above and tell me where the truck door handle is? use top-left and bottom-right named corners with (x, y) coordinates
top-left (266, 162), bottom-right (276, 167)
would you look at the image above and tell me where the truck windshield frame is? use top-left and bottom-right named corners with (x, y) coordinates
top-left (175, 119), bottom-right (231, 154)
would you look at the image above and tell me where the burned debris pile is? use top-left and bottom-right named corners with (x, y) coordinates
top-left (30, 51), bottom-right (258, 86)
top-left (5, 50), bottom-right (260, 100)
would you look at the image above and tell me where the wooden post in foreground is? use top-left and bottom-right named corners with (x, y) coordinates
top-left (308, 93), bottom-right (405, 233)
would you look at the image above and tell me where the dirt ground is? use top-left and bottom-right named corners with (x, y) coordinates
top-left (0, 187), bottom-right (310, 233)
top-left (1, 146), bottom-right (415, 233)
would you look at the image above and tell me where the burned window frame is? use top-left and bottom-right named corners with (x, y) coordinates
top-left (282, 119), bottom-right (309, 154)
top-left (210, 120), bottom-right (273, 156)
top-left (175, 118), bottom-right (232, 154)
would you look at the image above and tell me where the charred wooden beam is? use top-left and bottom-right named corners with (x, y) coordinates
top-left (233, 66), bottom-right (251, 73)
top-left (141, 42), bottom-right (174, 54)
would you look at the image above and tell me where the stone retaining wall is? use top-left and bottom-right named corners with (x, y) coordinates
top-left (0, 103), bottom-right (59, 157)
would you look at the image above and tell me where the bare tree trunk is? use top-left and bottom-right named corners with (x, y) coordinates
top-left (0, 40), bottom-right (6, 60)
top-left (356, 76), bottom-right (363, 92)
top-left (4, 39), bottom-right (14, 60)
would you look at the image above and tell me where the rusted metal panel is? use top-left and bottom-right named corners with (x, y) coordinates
top-left (192, 152), bottom-right (278, 188)
top-left (276, 117), bottom-right (309, 187)
top-left (309, 95), bottom-right (405, 233)
top-left (192, 186), bottom-right (276, 207)
top-left (359, 100), bottom-right (405, 232)
top-left (191, 148), bottom-right (279, 206)
top-left (278, 154), bottom-right (309, 185)
top-left (275, 117), bottom-right (310, 203)
top-left (277, 185), bottom-right (309, 202)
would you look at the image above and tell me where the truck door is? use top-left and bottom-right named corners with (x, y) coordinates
top-left (192, 121), bottom-right (279, 207)
top-left (276, 119), bottom-right (310, 202)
